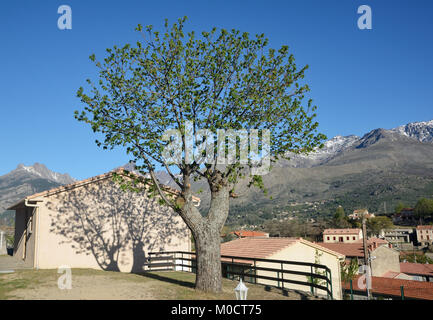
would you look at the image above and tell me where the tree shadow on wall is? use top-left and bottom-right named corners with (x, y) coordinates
top-left (46, 179), bottom-right (188, 272)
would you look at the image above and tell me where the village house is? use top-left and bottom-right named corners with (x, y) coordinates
top-left (220, 237), bottom-right (345, 300)
top-left (8, 169), bottom-right (196, 272)
top-left (348, 209), bottom-right (375, 220)
top-left (343, 275), bottom-right (433, 300)
top-left (416, 225), bottom-right (433, 247)
top-left (393, 208), bottom-right (417, 225)
top-left (323, 228), bottom-right (363, 243)
top-left (379, 227), bottom-right (415, 250)
top-left (318, 238), bottom-right (390, 266)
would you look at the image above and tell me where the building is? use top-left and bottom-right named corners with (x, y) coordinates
top-left (348, 209), bottom-right (375, 220)
top-left (393, 208), bottom-right (417, 225)
top-left (220, 237), bottom-right (345, 300)
top-left (400, 262), bottom-right (433, 282)
top-left (343, 275), bottom-right (433, 300)
top-left (7, 169), bottom-right (195, 272)
top-left (379, 228), bottom-right (415, 250)
top-left (318, 238), bottom-right (390, 266)
top-left (416, 225), bottom-right (433, 246)
top-left (323, 228), bottom-right (363, 243)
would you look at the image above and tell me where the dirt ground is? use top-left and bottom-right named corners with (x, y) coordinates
top-left (0, 269), bottom-right (316, 300)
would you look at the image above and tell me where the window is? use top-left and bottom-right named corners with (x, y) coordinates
top-left (333, 237), bottom-right (336, 241)
top-left (353, 236), bottom-right (356, 240)
top-left (327, 237), bottom-right (330, 241)
top-left (347, 236), bottom-right (349, 240)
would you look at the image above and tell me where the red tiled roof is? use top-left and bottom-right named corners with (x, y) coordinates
top-left (323, 228), bottom-right (361, 235)
top-left (417, 225), bottom-right (433, 230)
top-left (353, 237), bottom-right (389, 245)
top-left (343, 275), bottom-right (433, 300)
top-left (8, 168), bottom-right (200, 209)
top-left (232, 230), bottom-right (269, 238)
top-left (400, 262), bottom-right (433, 277)
top-left (317, 243), bottom-right (365, 258)
top-left (220, 237), bottom-right (344, 262)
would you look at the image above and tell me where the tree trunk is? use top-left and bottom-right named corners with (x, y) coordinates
top-left (182, 183), bottom-right (230, 293)
top-left (194, 227), bottom-right (223, 292)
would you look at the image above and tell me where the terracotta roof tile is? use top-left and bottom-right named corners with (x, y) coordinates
top-left (417, 225), bottom-right (433, 230)
top-left (221, 237), bottom-right (345, 261)
top-left (343, 275), bottom-right (433, 300)
top-left (400, 262), bottom-right (433, 276)
top-left (8, 168), bottom-right (200, 209)
top-left (317, 242), bottom-right (365, 257)
top-left (323, 228), bottom-right (361, 235)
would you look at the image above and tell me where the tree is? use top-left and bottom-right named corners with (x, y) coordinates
top-left (75, 17), bottom-right (325, 293)
top-left (414, 198), bottom-right (433, 219)
top-left (366, 216), bottom-right (393, 236)
top-left (394, 202), bottom-right (407, 214)
top-left (306, 249), bottom-right (326, 295)
top-left (341, 257), bottom-right (359, 284)
top-left (333, 206), bottom-right (350, 228)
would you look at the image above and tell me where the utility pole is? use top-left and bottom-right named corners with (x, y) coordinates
top-left (362, 216), bottom-right (372, 300)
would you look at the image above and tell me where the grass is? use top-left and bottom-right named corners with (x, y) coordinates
top-left (0, 268), bottom-right (307, 300)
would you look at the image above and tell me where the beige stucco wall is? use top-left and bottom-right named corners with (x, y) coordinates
top-left (370, 245), bottom-right (400, 277)
top-left (255, 242), bottom-right (343, 300)
top-left (28, 177), bottom-right (190, 272)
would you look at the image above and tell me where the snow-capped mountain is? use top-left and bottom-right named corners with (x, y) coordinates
top-left (13, 163), bottom-right (76, 185)
top-left (282, 120), bottom-right (433, 168)
top-left (392, 120), bottom-right (433, 143)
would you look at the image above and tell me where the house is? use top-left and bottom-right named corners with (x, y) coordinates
top-left (323, 228), bottom-right (363, 243)
top-left (231, 230), bottom-right (269, 238)
top-left (416, 225), bottom-right (433, 247)
top-left (220, 237), bottom-right (345, 300)
top-left (343, 275), bottom-right (433, 300)
top-left (400, 262), bottom-right (433, 282)
top-left (348, 209), bottom-right (375, 220)
top-left (318, 238), bottom-right (390, 266)
top-left (379, 228), bottom-right (415, 250)
top-left (393, 208), bottom-right (417, 225)
top-left (7, 169), bottom-right (196, 272)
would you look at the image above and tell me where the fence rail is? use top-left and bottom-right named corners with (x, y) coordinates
top-left (147, 251), bottom-right (333, 299)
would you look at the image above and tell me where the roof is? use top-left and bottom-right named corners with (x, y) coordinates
top-left (400, 262), bottom-right (433, 277)
top-left (381, 271), bottom-right (410, 279)
top-left (417, 225), bottom-right (433, 230)
top-left (220, 237), bottom-right (344, 262)
top-left (343, 275), bottom-right (433, 300)
top-left (353, 209), bottom-right (368, 214)
top-left (353, 237), bottom-right (389, 245)
top-left (323, 228), bottom-right (361, 235)
top-left (317, 243), bottom-right (365, 258)
top-left (232, 230), bottom-right (269, 238)
top-left (7, 168), bottom-right (200, 209)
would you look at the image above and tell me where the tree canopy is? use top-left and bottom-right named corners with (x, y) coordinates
top-left (75, 17), bottom-right (325, 292)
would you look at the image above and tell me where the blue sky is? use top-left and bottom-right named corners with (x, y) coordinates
top-left (0, 0), bottom-right (432, 180)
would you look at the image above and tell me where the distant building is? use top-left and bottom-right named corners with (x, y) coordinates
top-left (393, 208), bottom-right (416, 225)
top-left (318, 237), bottom-right (389, 265)
top-left (323, 228), bottom-right (363, 243)
top-left (416, 225), bottom-right (433, 246)
top-left (348, 209), bottom-right (375, 220)
top-left (400, 262), bottom-right (433, 282)
top-left (379, 228), bottom-right (415, 249)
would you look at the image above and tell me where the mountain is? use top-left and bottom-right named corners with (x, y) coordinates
top-left (0, 163), bottom-right (76, 224)
top-left (191, 120), bottom-right (433, 224)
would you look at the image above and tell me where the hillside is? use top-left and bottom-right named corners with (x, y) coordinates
top-left (0, 163), bottom-right (75, 228)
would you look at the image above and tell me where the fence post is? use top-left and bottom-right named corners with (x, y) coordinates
top-left (310, 266), bottom-right (314, 295)
top-left (281, 262), bottom-right (284, 290)
top-left (350, 279), bottom-right (353, 300)
top-left (401, 285), bottom-right (405, 300)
